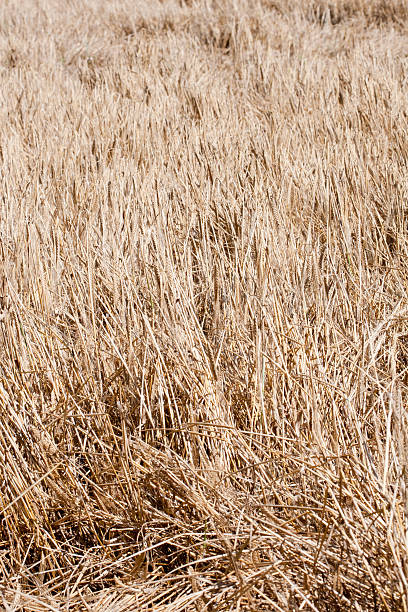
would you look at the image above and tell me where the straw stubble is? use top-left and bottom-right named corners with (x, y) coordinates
top-left (1, 0), bottom-right (408, 609)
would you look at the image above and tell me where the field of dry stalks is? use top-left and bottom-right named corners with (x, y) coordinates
top-left (2, 0), bottom-right (408, 609)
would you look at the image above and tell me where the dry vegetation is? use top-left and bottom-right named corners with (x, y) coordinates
top-left (1, 0), bottom-right (408, 609)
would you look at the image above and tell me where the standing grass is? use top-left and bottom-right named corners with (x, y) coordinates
top-left (1, 0), bottom-right (408, 609)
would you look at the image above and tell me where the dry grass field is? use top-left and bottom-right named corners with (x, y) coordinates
top-left (2, 0), bottom-right (408, 609)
